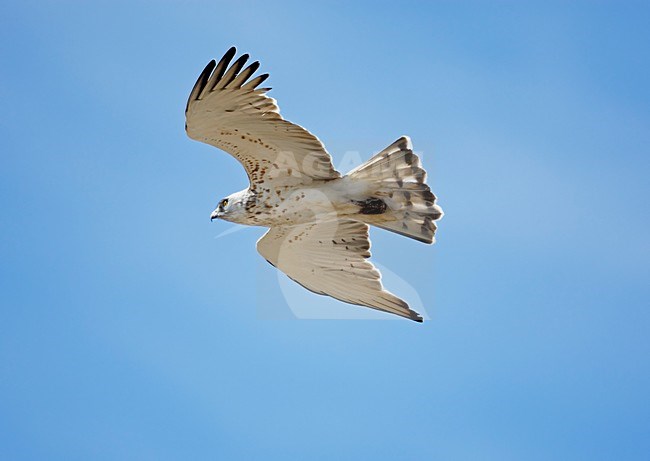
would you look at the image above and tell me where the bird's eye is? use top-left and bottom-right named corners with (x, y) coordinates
top-left (221, 199), bottom-right (229, 208)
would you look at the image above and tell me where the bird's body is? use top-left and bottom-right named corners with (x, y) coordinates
top-left (186, 47), bottom-right (443, 322)
top-left (216, 177), bottom-right (379, 227)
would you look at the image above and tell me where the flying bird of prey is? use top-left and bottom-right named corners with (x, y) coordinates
top-left (185, 47), bottom-right (443, 322)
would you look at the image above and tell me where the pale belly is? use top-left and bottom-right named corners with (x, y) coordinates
top-left (244, 180), bottom-right (367, 227)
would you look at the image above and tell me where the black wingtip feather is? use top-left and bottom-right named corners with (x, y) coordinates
top-left (234, 53), bottom-right (250, 70)
top-left (411, 311), bottom-right (424, 322)
top-left (220, 53), bottom-right (249, 88)
top-left (222, 46), bottom-right (237, 63)
top-left (205, 47), bottom-right (238, 93)
top-left (252, 73), bottom-right (270, 88)
top-left (248, 60), bottom-right (261, 75)
top-left (230, 60), bottom-right (261, 89)
top-left (200, 60), bottom-right (217, 79)
top-left (185, 59), bottom-right (216, 112)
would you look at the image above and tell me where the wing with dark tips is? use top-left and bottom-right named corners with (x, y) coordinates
top-left (186, 47), bottom-right (341, 188)
top-left (256, 219), bottom-right (424, 322)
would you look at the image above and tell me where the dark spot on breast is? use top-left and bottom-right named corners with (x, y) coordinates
top-left (354, 198), bottom-right (387, 215)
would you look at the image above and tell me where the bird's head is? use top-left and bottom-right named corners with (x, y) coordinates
top-left (210, 191), bottom-right (248, 223)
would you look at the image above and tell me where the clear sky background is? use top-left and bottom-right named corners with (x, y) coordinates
top-left (1, 1), bottom-right (649, 460)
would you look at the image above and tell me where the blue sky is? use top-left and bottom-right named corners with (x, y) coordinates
top-left (1, 1), bottom-right (649, 459)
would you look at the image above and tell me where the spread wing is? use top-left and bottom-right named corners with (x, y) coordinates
top-left (185, 47), bottom-right (341, 189)
top-left (257, 219), bottom-right (423, 322)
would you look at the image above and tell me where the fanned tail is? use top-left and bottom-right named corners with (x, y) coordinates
top-left (346, 136), bottom-right (443, 244)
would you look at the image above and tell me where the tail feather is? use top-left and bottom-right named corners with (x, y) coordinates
top-left (347, 136), bottom-right (443, 244)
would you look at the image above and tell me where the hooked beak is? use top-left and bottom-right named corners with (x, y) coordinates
top-left (210, 210), bottom-right (220, 221)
